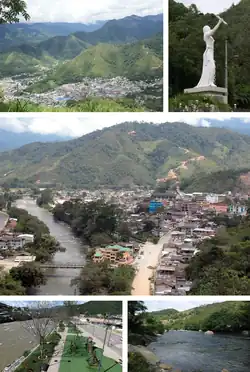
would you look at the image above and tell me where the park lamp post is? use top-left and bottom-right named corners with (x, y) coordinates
top-left (97, 314), bottom-right (112, 372)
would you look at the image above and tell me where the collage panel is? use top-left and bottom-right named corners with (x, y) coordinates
top-left (169, 0), bottom-right (245, 112)
top-left (0, 299), bottom-right (123, 372)
top-left (128, 298), bottom-right (250, 372)
top-left (0, 113), bottom-right (250, 297)
top-left (0, 0), bottom-right (163, 112)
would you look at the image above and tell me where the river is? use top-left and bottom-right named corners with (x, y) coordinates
top-left (149, 330), bottom-right (250, 372)
top-left (16, 198), bottom-right (86, 295)
top-left (0, 320), bottom-right (37, 370)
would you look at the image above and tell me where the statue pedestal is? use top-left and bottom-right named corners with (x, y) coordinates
top-left (184, 86), bottom-right (228, 104)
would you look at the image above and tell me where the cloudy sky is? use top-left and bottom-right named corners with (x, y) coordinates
top-left (177, 0), bottom-right (240, 14)
top-left (23, 0), bottom-right (162, 23)
top-left (145, 298), bottom-right (231, 312)
top-left (0, 114), bottom-right (249, 138)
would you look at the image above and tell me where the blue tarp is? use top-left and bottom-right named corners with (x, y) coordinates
top-left (149, 200), bottom-right (163, 213)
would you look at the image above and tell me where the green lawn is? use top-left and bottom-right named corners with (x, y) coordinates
top-left (58, 332), bottom-right (121, 372)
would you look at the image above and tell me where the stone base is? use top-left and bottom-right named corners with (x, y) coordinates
top-left (184, 86), bottom-right (228, 104)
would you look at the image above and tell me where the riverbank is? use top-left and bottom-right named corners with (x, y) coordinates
top-left (15, 198), bottom-right (87, 295)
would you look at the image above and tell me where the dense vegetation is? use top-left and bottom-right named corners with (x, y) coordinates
top-left (180, 168), bottom-right (250, 193)
top-left (0, 0), bottom-right (30, 25)
top-left (0, 97), bottom-right (145, 112)
top-left (77, 301), bottom-right (122, 315)
top-left (15, 331), bottom-right (61, 372)
top-left (152, 301), bottom-right (250, 334)
top-left (53, 199), bottom-right (135, 294)
top-left (73, 261), bottom-right (135, 295)
top-left (169, 0), bottom-right (250, 110)
top-left (186, 215), bottom-right (250, 295)
top-left (128, 301), bottom-right (165, 372)
top-left (0, 207), bottom-right (60, 294)
top-left (128, 301), bottom-right (165, 346)
top-left (2, 122), bottom-right (250, 189)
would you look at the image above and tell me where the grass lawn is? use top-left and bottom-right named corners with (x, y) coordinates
top-left (58, 333), bottom-right (121, 372)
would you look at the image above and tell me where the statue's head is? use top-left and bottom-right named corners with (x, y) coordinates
top-left (203, 25), bottom-right (210, 33)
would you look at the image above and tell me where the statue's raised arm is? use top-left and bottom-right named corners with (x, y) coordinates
top-left (205, 18), bottom-right (223, 37)
top-left (196, 16), bottom-right (227, 88)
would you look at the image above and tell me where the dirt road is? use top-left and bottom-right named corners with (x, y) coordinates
top-left (131, 231), bottom-right (172, 295)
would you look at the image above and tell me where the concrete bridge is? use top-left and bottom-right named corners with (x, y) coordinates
top-left (40, 263), bottom-right (84, 269)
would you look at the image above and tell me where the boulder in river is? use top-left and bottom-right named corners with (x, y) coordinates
top-left (204, 330), bottom-right (214, 335)
top-left (242, 330), bottom-right (249, 336)
top-left (159, 363), bottom-right (173, 370)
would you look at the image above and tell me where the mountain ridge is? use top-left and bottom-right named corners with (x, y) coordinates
top-left (1, 121), bottom-right (250, 189)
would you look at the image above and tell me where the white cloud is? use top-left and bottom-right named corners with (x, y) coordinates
top-left (24, 0), bottom-right (162, 23)
top-left (145, 298), bottom-right (231, 312)
top-left (0, 114), bottom-right (166, 137)
top-left (176, 0), bottom-right (240, 14)
top-left (1, 115), bottom-right (249, 138)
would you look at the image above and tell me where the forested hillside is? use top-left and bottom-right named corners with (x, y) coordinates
top-left (169, 0), bottom-right (250, 109)
top-left (2, 122), bottom-right (250, 189)
top-left (152, 301), bottom-right (250, 333)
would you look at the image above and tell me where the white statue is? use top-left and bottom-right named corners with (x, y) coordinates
top-left (196, 15), bottom-right (227, 88)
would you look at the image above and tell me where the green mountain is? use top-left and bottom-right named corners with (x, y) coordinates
top-left (9, 14), bottom-right (163, 61)
top-left (26, 33), bottom-right (163, 93)
top-left (0, 14), bottom-right (163, 80)
top-left (78, 301), bottom-right (122, 315)
top-left (151, 301), bottom-right (250, 333)
top-left (0, 22), bottom-right (106, 50)
top-left (181, 168), bottom-right (250, 193)
top-left (2, 122), bottom-right (250, 189)
top-left (169, 0), bottom-right (250, 109)
top-left (0, 51), bottom-right (41, 76)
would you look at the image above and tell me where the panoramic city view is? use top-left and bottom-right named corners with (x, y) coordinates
top-left (0, 300), bottom-right (122, 372)
top-left (0, 0), bottom-right (163, 112)
top-left (128, 299), bottom-right (250, 372)
top-left (0, 115), bottom-right (250, 297)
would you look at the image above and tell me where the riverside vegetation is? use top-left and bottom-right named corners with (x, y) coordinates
top-left (128, 301), bottom-right (250, 372)
top-left (185, 208), bottom-right (250, 295)
top-left (169, 0), bottom-right (250, 111)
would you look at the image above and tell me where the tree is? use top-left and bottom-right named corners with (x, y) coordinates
top-left (10, 262), bottom-right (47, 290)
top-left (0, 272), bottom-right (25, 295)
top-left (0, 0), bottom-right (30, 24)
top-left (17, 301), bottom-right (60, 361)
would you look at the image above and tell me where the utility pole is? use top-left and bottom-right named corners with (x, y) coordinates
top-left (225, 38), bottom-right (228, 104)
top-left (98, 318), bottom-right (110, 372)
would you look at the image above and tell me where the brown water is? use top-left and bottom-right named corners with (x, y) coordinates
top-left (15, 198), bottom-right (87, 295)
top-left (0, 320), bottom-right (37, 370)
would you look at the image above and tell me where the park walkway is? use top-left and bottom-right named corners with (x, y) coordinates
top-left (47, 327), bottom-right (68, 372)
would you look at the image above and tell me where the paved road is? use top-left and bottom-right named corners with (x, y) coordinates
top-left (75, 321), bottom-right (122, 360)
top-left (131, 231), bottom-right (173, 295)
